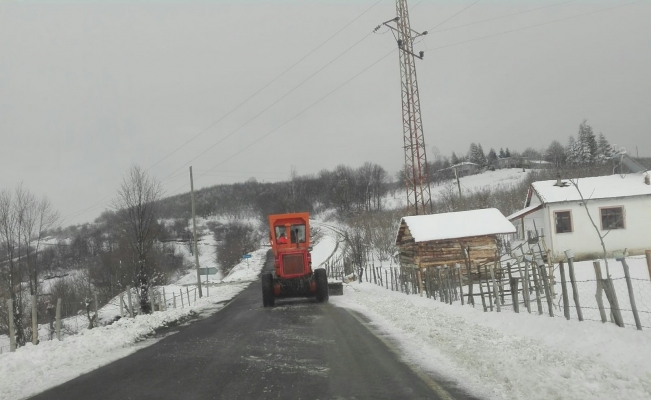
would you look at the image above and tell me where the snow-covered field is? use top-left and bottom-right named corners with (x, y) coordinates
top-left (0, 248), bottom-right (267, 400)
top-left (384, 168), bottom-right (528, 210)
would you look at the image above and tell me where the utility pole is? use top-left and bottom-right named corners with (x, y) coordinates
top-left (376, 0), bottom-right (433, 216)
top-left (190, 166), bottom-right (203, 298)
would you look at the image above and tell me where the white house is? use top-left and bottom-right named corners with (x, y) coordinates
top-left (508, 173), bottom-right (651, 261)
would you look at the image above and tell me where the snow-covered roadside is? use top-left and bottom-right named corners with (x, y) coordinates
top-left (0, 248), bottom-right (267, 400)
top-left (332, 283), bottom-right (651, 400)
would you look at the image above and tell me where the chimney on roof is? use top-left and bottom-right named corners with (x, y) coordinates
top-left (553, 173), bottom-right (569, 188)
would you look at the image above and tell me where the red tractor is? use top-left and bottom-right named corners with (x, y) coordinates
top-left (261, 212), bottom-right (328, 307)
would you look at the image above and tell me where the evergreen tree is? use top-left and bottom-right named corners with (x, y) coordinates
top-left (499, 148), bottom-right (505, 158)
top-left (566, 136), bottom-right (580, 165)
top-left (505, 148), bottom-right (511, 157)
top-left (487, 148), bottom-right (498, 165)
top-left (597, 133), bottom-right (613, 162)
top-left (577, 119), bottom-right (598, 164)
top-left (451, 151), bottom-right (459, 165)
top-left (476, 144), bottom-right (487, 166)
top-left (468, 143), bottom-right (478, 164)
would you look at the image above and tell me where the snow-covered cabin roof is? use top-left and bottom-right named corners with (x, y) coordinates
top-left (397, 208), bottom-right (516, 243)
top-left (532, 173), bottom-right (651, 204)
top-left (507, 204), bottom-right (542, 221)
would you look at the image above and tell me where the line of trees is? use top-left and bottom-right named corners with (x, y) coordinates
top-left (157, 162), bottom-right (391, 220)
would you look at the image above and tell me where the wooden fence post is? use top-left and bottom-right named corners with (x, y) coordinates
top-left (558, 261), bottom-right (570, 320)
top-left (162, 289), bottom-right (167, 311)
top-left (466, 264), bottom-right (474, 307)
top-left (646, 250), bottom-right (651, 283)
top-left (620, 258), bottom-right (642, 330)
top-left (602, 278), bottom-right (625, 328)
top-left (456, 264), bottom-right (464, 306)
top-left (119, 293), bottom-right (124, 318)
top-left (127, 286), bottom-right (134, 317)
top-left (593, 261), bottom-right (608, 323)
top-left (511, 278), bottom-right (520, 313)
top-left (484, 266), bottom-right (494, 311)
top-left (180, 289), bottom-right (184, 308)
top-left (173, 293), bottom-right (177, 309)
top-left (528, 257), bottom-right (543, 315)
top-left (476, 264), bottom-right (487, 312)
top-left (489, 262), bottom-right (501, 312)
top-left (94, 293), bottom-right (99, 327)
top-left (31, 294), bottom-right (38, 345)
top-left (417, 268), bottom-right (424, 297)
top-left (56, 298), bottom-right (62, 341)
top-left (536, 259), bottom-right (554, 317)
top-left (385, 270), bottom-right (388, 290)
top-left (8, 299), bottom-right (16, 351)
top-left (521, 258), bottom-right (531, 313)
top-left (565, 250), bottom-right (583, 321)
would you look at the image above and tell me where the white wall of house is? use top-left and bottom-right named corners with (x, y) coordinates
top-left (527, 196), bottom-right (651, 260)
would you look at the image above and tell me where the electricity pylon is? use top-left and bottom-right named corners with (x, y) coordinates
top-left (375, 0), bottom-right (432, 216)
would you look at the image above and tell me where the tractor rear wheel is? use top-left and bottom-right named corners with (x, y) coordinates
top-left (315, 269), bottom-right (329, 303)
top-left (262, 272), bottom-right (275, 307)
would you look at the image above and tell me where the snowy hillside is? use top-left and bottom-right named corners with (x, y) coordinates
top-left (384, 168), bottom-right (528, 210)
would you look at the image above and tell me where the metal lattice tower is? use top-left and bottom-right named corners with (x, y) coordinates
top-left (376, 0), bottom-right (432, 216)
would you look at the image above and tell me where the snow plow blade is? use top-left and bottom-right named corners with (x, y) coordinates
top-left (328, 282), bottom-right (343, 296)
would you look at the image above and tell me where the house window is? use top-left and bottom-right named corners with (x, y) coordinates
top-left (601, 207), bottom-right (625, 230)
top-left (555, 211), bottom-right (572, 233)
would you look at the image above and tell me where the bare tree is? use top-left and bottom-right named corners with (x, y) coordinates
top-left (569, 178), bottom-right (613, 276)
top-left (0, 185), bottom-right (57, 345)
top-left (112, 165), bottom-right (163, 314)
top-left (22, 194), bottom-right (60, 297)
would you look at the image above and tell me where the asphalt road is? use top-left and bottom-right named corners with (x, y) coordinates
top-left (30, 256), bottom-right (479, 400)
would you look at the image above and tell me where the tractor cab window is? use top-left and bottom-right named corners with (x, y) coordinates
top-left (275, 226), bottom-right (288, 244)
top-left (290, 224), bottom-right (306, 244)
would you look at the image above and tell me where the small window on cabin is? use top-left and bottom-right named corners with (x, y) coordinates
top-left (290, 224), bottom-right (306, 244)
top-left (275, 226), bottom-right (287, 243)
top-left (555, 211), bottom-right (572, 234)
top-left (601, 207), bottom-right (625, 230)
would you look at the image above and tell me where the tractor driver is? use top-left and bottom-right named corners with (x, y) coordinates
top-left (277, 232), bottom-right (288, 244)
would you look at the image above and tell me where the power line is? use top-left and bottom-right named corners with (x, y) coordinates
top-left (182, 1), bottom-right (642, 196)
top-left (428, 0), bottom-right (576, 35)
top-left (59, 0), bottom-right (641, 225)
top-left (59, 2), bottom-right (383, 225)
top-left (146, 0), bottom-right (383, 172)
top-left (167, 49), bottom-right (398, 197)
top-left (426, 0), bottom-right (642, 51)
top-left (158, 31), bottom-right (376, 185)
top-left (429, 0), bottom-right (482, 31)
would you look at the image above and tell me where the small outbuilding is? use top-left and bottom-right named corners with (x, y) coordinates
top-left (395, 208), bottom-right (516, 274)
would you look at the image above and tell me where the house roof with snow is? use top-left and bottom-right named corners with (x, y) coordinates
top-left (396, 208), bottom-right (516, 243)
top-left (532, 173), bottom-right (651, 204)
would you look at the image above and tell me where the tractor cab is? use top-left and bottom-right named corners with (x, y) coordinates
top-left (262, 212), bottom-right (327, 307)
top-left (268, 213), bottom-right (312, 278)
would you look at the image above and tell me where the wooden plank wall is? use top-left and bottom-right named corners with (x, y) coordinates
top-left (397, 221), bottom-right (498, 277)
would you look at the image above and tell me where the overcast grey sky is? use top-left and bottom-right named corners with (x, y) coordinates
top-left (1, 0), bottom-right (649, 226)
